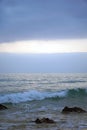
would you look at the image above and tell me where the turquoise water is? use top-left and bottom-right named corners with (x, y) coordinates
top-left (0, 73), bottom-right (87, 130)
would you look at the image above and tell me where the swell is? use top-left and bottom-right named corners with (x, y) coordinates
top-left (0, 88), bottom-right (87, 104)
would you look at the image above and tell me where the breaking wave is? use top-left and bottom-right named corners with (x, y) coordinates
top-left (0, 88), bottom-right (87, 103)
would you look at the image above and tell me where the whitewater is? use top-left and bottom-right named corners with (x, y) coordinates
top-left (0, 73), bottom-right (87, 130)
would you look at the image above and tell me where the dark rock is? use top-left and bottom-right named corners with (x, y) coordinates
top-left (35, 118), bottom-right (42, 124)
top-left (35, 117), bottom-right (55, 124)
top-left (0, 104), bottom-right (8, 110)
top-left (62, 106), bottom-right (86, 113)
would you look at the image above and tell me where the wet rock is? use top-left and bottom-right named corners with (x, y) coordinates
top-left (35, 117), bottom-right (55, 124)
top-left (35, 118), bottom-right (42, 124)
top-left (0, 104), bottom-right (8, 110)
top-left (62, 106), bottom-right (86, 113)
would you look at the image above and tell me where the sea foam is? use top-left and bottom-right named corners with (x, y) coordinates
top-left (0, 88), bottom-right (87, 104)
top-left (0, 90), bottom-right (67, 103)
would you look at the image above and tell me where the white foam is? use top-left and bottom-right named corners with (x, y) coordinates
top-left (0, 90), bottom-right (67, 103)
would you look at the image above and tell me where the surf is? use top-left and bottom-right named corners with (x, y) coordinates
top-left (0, 88), bottom-right (87, 104)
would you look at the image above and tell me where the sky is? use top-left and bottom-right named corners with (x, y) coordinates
top-left (0, 0), bottom-right (87, 73)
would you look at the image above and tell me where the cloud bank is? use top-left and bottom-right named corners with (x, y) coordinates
top-left (0, 0), bottom-right (87, 42)
top-left (0, 39), bottom-right (87, 53)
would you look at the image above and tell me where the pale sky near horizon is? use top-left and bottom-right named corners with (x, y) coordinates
top-left (0, 0), bottom-right (87, 72)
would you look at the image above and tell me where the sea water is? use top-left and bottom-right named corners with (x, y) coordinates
top-left (0, 73), bottom-right (87, 130)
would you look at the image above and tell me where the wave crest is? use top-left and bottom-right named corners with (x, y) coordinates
top-left (0, 90), bottom-right (67, 103)
top-left (0, 88), bottom-right (87, 103)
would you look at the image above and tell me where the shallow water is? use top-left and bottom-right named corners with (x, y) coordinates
top-left (1, 104), bottom-right (87, 130)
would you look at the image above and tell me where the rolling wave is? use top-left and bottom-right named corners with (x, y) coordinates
top-left (0, 88), bottom-right (87, 104)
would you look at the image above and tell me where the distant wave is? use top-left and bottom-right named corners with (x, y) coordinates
top-left (0, 78), bottom-right (86, 83)
top-left (59, 80), bottom-right (86, 83)
top-left (0, 88), bottom-right (87, 103)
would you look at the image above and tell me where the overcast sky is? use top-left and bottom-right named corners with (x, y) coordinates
top-left (0, 0), bottom-right (87, 73)
top-left (0, 0), bottom-right (87, 42)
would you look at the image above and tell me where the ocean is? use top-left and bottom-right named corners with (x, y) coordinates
top-left (0, 73), bottom-right (87, 130)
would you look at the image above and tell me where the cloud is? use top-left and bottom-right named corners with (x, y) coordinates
top-left (0, 39), bottom-right (87, 53)
top-left (0, 0), bottom-right (87, 42)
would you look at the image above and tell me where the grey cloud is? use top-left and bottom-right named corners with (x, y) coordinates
top-left (0, 0), bottom-right (87, 42)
